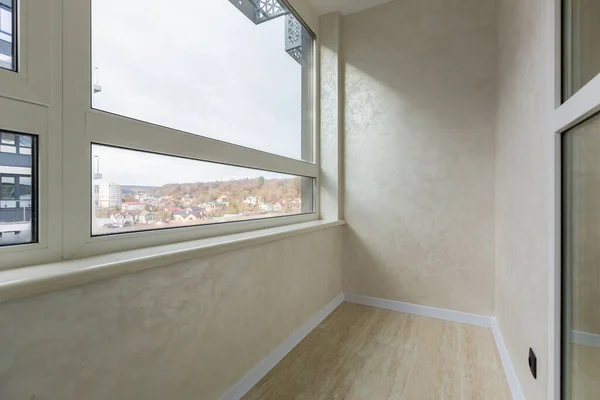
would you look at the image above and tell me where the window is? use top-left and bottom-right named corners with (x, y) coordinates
top-left (0, 0), bottom-right (15, 71)
top-left (562, 0), bottom-right (600, 101)
top-left (1, 131), bottom-right (31, 154)
top-left (57, 0), bottom-right (319, 259)
top-left (91, 0), bottom-right (315, 161)
top-left (0, 0), bottom-right (319, 265)
top-left (91, 144), bottom-right (314, 236)
top-left (0, 131), bottom-right (37, 246)
top-left (561, 112), bottom-right (600, 400)
top-left (559, 2), bottom-right (600, 398)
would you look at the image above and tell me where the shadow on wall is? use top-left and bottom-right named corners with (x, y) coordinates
top-left (343, 223), bottom-right (403, 297)
top-left (340, 0), bottom-right (496, 315)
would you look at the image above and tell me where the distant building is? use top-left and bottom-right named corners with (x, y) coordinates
top-left (203, 201), bottom-right (223, 214)
top-left (259, 203), bottom-right (274, 212)
top-left (98, 182), bottom-right (122, 209)
top-left (172, 210), bottom-right (206, 222)
top-left (134, 192), bottom-right (148, 201)
top-left (0, 132), bottom-right (34, 233)
top-left (137, 211), bottom-right (156, 224)
top-left (110, 212), bottom-right (134, 225)
top-left (122, 202), bottom-right (145, 211)
top-left (243, 196), bottom-right (263, 206)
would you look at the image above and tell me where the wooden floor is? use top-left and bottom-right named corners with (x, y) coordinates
top-left (243, 302), bottom-right (511, 400)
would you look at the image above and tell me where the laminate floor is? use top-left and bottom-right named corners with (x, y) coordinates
top-left (243, 302), bottom-right (511, 400)
top-left (570, 343), bottom-right (600, 399)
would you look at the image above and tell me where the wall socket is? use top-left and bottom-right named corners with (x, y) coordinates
top-left (528, 348), bottom-right (537, 379)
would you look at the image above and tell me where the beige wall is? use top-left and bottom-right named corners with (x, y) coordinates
top-left (320, 12), bottom-right (344, 221)
top-left (495, 0), bottom-right (554, 399)
top-left (342, 0), bottom-right (496, 315)
top-left (0, 227), bottom-right (343, 400)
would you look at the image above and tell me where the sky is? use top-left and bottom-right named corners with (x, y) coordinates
top-left (91, 0), bottom-right (311, 186)
top-left (92, 144), bottom-right (294, 187)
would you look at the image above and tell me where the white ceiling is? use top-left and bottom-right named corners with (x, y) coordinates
top-left (307, 0), bottom-right (394, 16)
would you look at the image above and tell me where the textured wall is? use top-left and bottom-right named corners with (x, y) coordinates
top-left (320, 12), bottom-right (344, 221)
top-left (0, 227), bottom-right (343, 400)
top-left (495, 0), bottom-right (554, 399)
top-left (342, 0), bottom-right (496, 315)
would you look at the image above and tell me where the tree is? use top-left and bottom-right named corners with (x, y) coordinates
top-left (157, 210), bottom-right (172, 222)
top-left (226, 202), bottom-right (240, 215)
top-left (257, 176), bottom-right (265, 186)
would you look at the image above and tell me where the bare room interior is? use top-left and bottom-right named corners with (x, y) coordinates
top-left (0, 0), bottom-right (598, 399)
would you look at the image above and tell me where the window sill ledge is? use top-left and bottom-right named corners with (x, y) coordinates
top-left (0, 219), bottom-right (345, 304)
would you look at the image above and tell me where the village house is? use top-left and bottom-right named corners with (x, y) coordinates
top-left (136, 210), bottom-right (157, 224)
top-left (259, 203), bottom-right (274, 212)
top-left (172, 210), bottom-right (206, 222)
top-left (243, 196), bottom-right (263, 206)
top-left (110, 212), bottom-right (135, 225)
top-left (121, 202), bottom-right (145, 211)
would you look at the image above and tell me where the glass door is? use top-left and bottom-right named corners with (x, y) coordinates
top-left (562, 112), bottom-right (600, 399)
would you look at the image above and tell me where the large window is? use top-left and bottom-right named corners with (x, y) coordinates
top-left (0, 0), bottom-right (319, 266)
top-left (560, 1), bottom-right (600, 399)
top-left (91, 0), bottom-right (315, 161)
top-left (0, 0), bottom-right (15, 71)
top-left (91, 144), bottom-right (314, 236)
top-left (562, 113), bottom-right (600, 400)
top-left (56, 0), bottom-right (319, 259)
top-left (0, 131), bottom-right (36, 246)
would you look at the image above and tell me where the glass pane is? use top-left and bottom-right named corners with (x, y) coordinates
top-left (91, 144), bottom-right (315, 236)
top-left (0, 131), bottom-right (37, 247)
top-left (562, 112), bottom-right (600, 399)
top-left (91, 0), bottom-right (315, 161)
top-left (19, 176), bottom-right (31, 198)
top-left (1, 180), bottom-right (14, 198)
top-left (563, 0), bottom-right (600, 100)
top-left (19, 135), bottom-right (31, 148)
top-left (1, 132), bottom-right (14, 144)
top-left (0, 0), bottom-right (15, 71)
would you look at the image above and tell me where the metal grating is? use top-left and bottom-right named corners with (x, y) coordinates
top-left (227, 0), bottom-right (309, 65)
top-left (254, 0), bottom-right (288, 23)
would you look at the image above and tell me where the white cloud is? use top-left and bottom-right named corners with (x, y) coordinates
top-left (91, 0), bottom-right (311, 185)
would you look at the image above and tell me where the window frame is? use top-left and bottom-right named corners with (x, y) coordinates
top-left (552, 0), bottom-right (600, 399)
top-left (61, 0), bottom-right (321, 260)
top-left (89, 143), bottom-right (318, 239)
top-left (0, 0), bottom-right (53, 103)
top-left (0, 0), bottom-right (17, 72)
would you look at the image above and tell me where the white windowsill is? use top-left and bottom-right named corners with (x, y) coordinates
top-left (0, 220), bottom-right (345, 304)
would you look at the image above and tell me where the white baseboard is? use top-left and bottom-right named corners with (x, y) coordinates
top-left (343, 292), bottom-right (492, 327)
top-left (571, 330), bottom-right (600, 348)
top-left (491, 319), bottom-right (525, 400)
top-left (219, 292), bottom-right (526, 400)
top-left (218, 292), bottom-right (345, 400)
top-left (345, 292), bottom-right (524, 400)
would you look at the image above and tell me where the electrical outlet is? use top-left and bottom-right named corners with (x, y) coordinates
top-left (528, 348), bottom-right (537, 379)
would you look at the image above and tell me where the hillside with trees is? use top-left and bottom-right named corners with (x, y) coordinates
top-left (122, 176), bottom-right (304, 214)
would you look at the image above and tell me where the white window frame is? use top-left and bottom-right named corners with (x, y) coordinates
top-left (550, 0), bottom-right (600, 399)
top-left (0, 0), bottom-right (321, 269)
top-left (0, 0), bottom-right (63, 270)
top-left (60, 0), bottom-right (320, 260)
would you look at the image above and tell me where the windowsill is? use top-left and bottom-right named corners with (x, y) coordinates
top-left (0, 219), bottom-right (345, 304)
